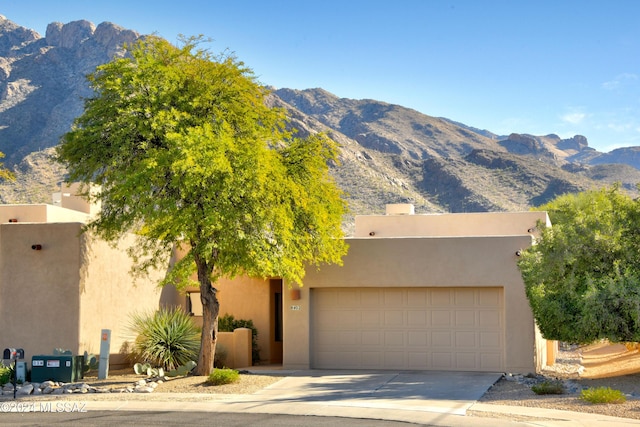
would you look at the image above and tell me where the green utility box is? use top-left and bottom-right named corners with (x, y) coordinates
top-left (31, 355), bottom-right (84, 383)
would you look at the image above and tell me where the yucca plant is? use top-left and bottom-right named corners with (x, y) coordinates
top-left (128, 307), bottom-right (200, 371)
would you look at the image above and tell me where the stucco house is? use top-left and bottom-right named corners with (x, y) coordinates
top-left (1, 183), bottom-right (554, 374)
top-left (0, 184), bottom-right (169, 368)
top-left (174, 204), bottom-right (556, 374)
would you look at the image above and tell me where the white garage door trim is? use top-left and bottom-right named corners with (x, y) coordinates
top-left (311, 287), bottom-right (504, 371)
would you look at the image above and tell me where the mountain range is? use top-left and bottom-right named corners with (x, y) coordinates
top-left (2, 16), bottom-right (640, 232)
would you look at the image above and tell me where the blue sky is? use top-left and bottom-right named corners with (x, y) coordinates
top-left (3, 1), bottom-right (640, 152)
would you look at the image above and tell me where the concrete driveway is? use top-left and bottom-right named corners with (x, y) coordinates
top-left (251, 370), bottom-right (502, 417)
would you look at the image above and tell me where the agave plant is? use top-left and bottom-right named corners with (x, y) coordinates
top-left (128, 307), bottom-right (200, 371)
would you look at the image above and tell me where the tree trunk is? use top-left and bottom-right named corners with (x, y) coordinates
top-left (194, 254), bottom-right (219, 376)
top-left (196, 281), bottom-right (219, 375)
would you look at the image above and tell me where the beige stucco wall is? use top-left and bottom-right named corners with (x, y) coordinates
top-left (0, 223), bottom-right (83, 362)
top-left (283, 234), bottom-right (538, 373)
top-left (0, 205), bottom-right (49, 223)
top-left (58, 183), bottom-right (101, 217)
top-left (217, 328), bottom-right (252, 368)
top-left (215, 276), bottom-right (272, 363)
top-left (78, 231), bottom-right (166, 367)
top-left (0, 221), bottom-right (167, 368)
top-left (0, 204), bottom-right (90, 224)
top-left (45, 205), bottom-right (91, 223)
top-left (355, 211), bottom-right (550, 238)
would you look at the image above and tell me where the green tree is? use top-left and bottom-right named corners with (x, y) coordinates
top-left (56, 36), bottom-right (348, 375)
top-left (518, 185), bottom-right (640, 343)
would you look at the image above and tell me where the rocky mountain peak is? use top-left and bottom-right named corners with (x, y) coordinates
top-left (0, 15), bottom-right (40, 53)
top-left (0, 17), bottom-right (141, 165)
top-left (45, 20), bottom-right (138, 58)
top-left (499, 133), bottom-right (546, 155)
top-left (45, 20), bottom-right (95, 48)
top-left (557, 135), bottom-right (589, 151)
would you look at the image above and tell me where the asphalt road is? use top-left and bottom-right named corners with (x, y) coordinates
top-left (0, 411), bottom-right (426, 426)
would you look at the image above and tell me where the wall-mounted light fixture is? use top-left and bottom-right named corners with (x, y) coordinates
top-left (369, 231), bottom-right (376, 236)
top-left (527, 228), bottom-right (535, 233)
top-left (290, 289), bottom-right (301, 300)
top-left (515, 250), bottom-right (522, 257)
top-left (8, 219), bottom-right (17, 223)
top-left (31, 244), bottom-right (42, 251)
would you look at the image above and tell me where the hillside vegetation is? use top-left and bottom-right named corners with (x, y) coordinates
top-left (1, 16), bottom-right (640, 232)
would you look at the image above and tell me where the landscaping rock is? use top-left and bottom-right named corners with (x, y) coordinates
top-left (17, 384), bottom-right (33, 395)
top-left (0, 375), bottom-right (174, 396)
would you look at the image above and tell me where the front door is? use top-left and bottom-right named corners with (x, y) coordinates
top-left (269, 279), bottom-right (283, 363)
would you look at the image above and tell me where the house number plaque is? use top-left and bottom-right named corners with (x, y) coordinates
top-left (290, 305), bottom-right (301, 311)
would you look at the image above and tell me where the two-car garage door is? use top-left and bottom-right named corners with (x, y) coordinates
top-left (311, 287), bottom-right (504, 371)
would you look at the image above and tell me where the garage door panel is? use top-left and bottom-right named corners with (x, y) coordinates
top-left (360, 291), bottom-right (382, 306)
top-left (361, 310), bottom-right (382, 325)
top-left (337, 290), bottom-right (359, 307)
top-left (432, 352), bottom-right (453, 369)
top-left (361, 331), bottom-right (381, 345)
top-left (431, 331), bottom-right (452, 347)
top-left (479, 288), bottom-right (501, 305)
top-left (384, 351), bottom-right (405, 368)
top-left (338, 331), bottom-right (360, 345)
top-left (408, 331), bottom-right (428, 346)
top-left (315, 289), bottom-right (339, 305)
top-left (480, 331), bottom-right (501, 347)
top-left (408, 352), bottom-right (429, 368)
top-left (384, 311), bottom-right (404, 326)
top-left (407, 310), bottom-right (427, 326)
top-left (337, 311), bottom-right (360, 325)
top-left (384, 331), bottom-right (405, 346)
top-left (456, 352), bottom-right (476, 368)
top-left (455, 310), bottom-right (476, 326)
top-left (361, 351), bottom-right (381, 367)
top-left (431, 289), bottom-right (453, 305)
top-left (315, 331), bottom-right (336, 347)
top-left (384, 290), bottom-right (404, 305)
top-left (431, 311), bottom-right (452, 326)
top-left (407, 289), bottom-right (428, 306)
top-left (455, 331), bottom-right (476, 347)
top-left (479, 310), bottom-right (501, 327)
top-left (454, 289), bottom-right (475, 305)
top-left (312, 287), bottom-right (504, 371)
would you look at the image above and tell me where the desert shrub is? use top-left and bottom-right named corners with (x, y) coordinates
top-left (206, 368), bottom-right (239, 385)
top-left (531, 380), bottom-right (564, 395)
top-left (214, 344), bottom-right (228, 369)
top-left (218, 314), bottom-right (260, 364)
top-left (0, 365), bottom-right (11, 385)
top-left (128, 307), bottom-right (200, 370)
top-left (580, 386), bottom-right (626, 404)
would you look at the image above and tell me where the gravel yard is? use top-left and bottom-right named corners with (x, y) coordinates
top-left (471, 341), bottom-right (640, 421)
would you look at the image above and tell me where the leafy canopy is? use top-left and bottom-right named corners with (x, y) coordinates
top-left (518, 185), bottom-right (640, 343)
top-left (56, 35), bottom-right (348, 287)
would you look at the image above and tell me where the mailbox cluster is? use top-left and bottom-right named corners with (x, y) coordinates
top-left (3, 348), bottom-right (24, 361)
